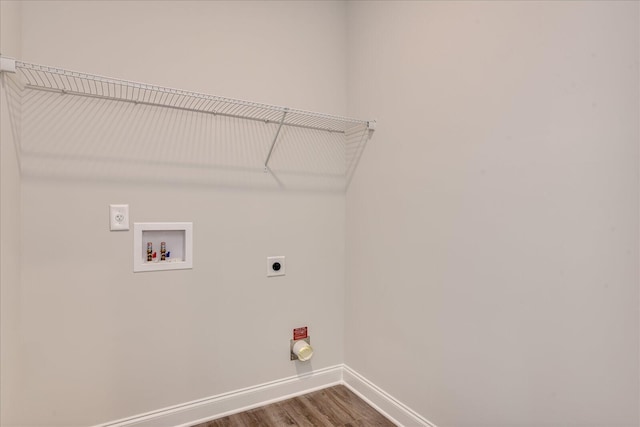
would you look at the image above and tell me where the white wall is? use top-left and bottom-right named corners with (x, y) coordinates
top-left (0, 2), bottom-right (23, 426)
top-left (5, 1), bottom-right (347, 425)
top-left (4, 2), bottom-right (639, 426)
top-left (346, 1), bottom-right (639, 426)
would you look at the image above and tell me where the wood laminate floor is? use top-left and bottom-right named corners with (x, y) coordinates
top-left (192, 385), bottom-right (396, 427)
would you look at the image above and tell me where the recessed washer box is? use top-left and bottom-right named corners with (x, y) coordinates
top-left (133, 222), bottom-right (193, 272)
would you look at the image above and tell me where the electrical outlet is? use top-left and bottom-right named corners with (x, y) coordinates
top-left (267, 256), bottom-right (285, 277)
top-left (110, 204), bottom-right (129, 231)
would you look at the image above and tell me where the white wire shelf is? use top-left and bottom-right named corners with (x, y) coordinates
top-left (10, 59), bottom-right (374, 135)
top-left (0, 56), bottom-right (375, 190)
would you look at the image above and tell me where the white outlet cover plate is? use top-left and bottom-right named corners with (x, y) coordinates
top-left (110, 204), bottom-right (129, 231)
top-left (267, 256), bottom-right (285, 277)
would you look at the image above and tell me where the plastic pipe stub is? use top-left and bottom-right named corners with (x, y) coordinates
top-left (292, 340), bottom-right (314, 361)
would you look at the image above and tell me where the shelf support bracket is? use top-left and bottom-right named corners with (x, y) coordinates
top-left (264, 108), bottom-right (288, 172)
top-left (0, 56), bottom-right (16, 74)
top-left (0, 56), bottom-right (21, 172)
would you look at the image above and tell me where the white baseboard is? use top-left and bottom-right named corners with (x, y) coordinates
top-left (94, 364), bottom-right (434, 427)
top-left (342, 365), bottom-right (436, 427)
top-left (95, 365), bottom-right (343, 427)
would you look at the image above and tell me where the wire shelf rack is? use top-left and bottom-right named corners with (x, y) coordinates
top-left (1, 57), bottom-right (375, 190)
top-left (13, 60), bottom-right (373, 134)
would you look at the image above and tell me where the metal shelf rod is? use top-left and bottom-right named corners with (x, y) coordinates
top-left (264, 109), bottom-right (288, 171)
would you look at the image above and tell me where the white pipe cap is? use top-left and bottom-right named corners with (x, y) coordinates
top-left (292, 340), bottom-right (313, 362)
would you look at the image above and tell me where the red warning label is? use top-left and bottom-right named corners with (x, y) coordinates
top-left (293, 327), bottom-right (308, 340)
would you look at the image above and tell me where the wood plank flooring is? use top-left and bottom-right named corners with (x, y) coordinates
top-left (192, 385), bottom-right (396, 427)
